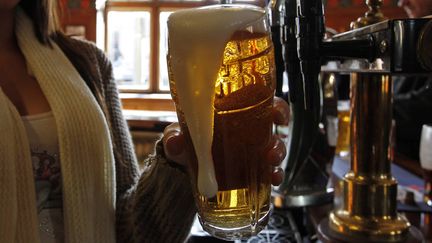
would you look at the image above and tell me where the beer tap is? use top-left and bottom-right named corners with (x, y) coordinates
top-left (273, 0), bottom-right (328, 208)
top-left (316, 1), bottom-right (431, 241)
top-left (273, 0), bottom-right (432, 240)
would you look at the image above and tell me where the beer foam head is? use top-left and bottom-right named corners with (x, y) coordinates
top-left (167, 5), bottom-right (266, 197)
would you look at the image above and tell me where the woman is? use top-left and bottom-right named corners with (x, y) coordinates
top-left (0, 0), bottom-right (289, 242)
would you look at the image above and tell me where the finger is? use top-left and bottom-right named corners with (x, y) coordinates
top-left (266, 136), bottom-right (286, 167)
top-left (273, 96), bottom-right (290, 126)
top-left (162, 123), bottom-right (188, 166)
top-left (271, 167), bottom-right (284, 186)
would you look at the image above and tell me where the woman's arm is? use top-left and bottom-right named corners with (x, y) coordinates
top-left (69, 39), bottom-right (197, 242)
top-left (97, 48), bottom-right (196, 243)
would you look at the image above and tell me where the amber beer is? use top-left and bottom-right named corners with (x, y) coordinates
top-left (201, 31), bottom-right (274, 230)
top-left (167, 5), bottom-right (275, 240)
top-left (335, 101), bottom-right (350, 157)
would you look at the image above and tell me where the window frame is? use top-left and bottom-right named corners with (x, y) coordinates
top-left (104, 0), bottom-right (216, 94)
top-left (106, 7), bottom-right (153, 92)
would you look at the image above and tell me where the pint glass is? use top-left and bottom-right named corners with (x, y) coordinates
top-left (167, 4), bottom-right (275, 240)
top-left (420, 124), bottom-right (432, 206)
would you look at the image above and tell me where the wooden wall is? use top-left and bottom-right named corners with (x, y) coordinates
top-left (60, 0), bottom-right (97, 42)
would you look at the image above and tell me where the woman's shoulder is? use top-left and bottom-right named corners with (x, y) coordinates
top-left (61, 36), bottom-right (107, 62)
top-left (54, 34), bottom-right (114, 89)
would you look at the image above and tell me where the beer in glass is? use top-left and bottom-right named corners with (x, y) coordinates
top-left (420, 124), bottom-right (432, 206)
top-left (167, 4), bottom-right (275, 240)
top-left (335, 100), bottom-right (350, 157)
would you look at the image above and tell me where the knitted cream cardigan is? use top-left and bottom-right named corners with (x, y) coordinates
top-left (0, 8), bottom-right (197, 243)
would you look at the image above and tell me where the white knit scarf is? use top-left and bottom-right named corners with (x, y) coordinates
top-left (0, 9), bottom-right (116, 243)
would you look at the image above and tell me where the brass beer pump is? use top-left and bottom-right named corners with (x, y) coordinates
top-left (271, 0), bottom-right (432, 241)
top-left (323, 1), bottom-right (411, 242)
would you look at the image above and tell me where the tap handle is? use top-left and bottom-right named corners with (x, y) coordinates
top-left (270, 0), bottom-right (287, 99)
top-left (296, 0), bottom-right (324, 109)
top-left (281, 0), bottom-right (300, 103)
top-left (274, 0), bottom-right (323, 195)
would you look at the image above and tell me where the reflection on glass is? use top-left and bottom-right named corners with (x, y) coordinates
top-left (107, 11), bottom-right (151, 90)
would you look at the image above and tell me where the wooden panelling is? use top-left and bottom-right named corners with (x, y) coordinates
top-left (120, 93), bottom-right (176, 111)
top-left (59, 0), bottom-right (97, 42)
